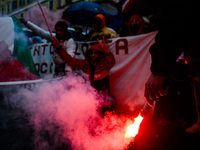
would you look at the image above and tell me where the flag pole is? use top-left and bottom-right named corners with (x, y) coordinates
top-left (36, 0), bottom-right (53, 39)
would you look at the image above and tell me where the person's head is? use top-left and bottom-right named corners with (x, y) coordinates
top-left (129, 15), bottom-right (144, 35)
top-left (55, 21), bottom-right (70, 41)
top-left (32, 36), bottom-right (43, 44)
top-left (74, 27), bottom-right (83, 34)
top-left (85, 44), bottom-right (105, 66)
top-left (93, 14), bottom-right (106, 31)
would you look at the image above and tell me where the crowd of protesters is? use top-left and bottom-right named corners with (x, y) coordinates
top-left (20, 0), bottom-right (200, 139)
top-left (20, 10), bottom-right (153, 113)
top-left (20, 13), bottom-right (119, 115)
top-left (22, 12), bottom-right (158, 44)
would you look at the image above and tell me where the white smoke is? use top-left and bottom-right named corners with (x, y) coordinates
top-left (3, 74), bottom-right (135, 150)
top-left (24, 5), bottom-right (63, 32)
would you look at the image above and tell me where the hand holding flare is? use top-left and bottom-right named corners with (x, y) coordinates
top-left (52, 36), bottom-right (61, 49)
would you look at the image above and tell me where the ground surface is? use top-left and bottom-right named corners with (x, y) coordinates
top-left (0, 76), bottom-right (200, 150)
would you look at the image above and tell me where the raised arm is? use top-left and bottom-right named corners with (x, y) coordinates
top-left (20, 18), bottom-right (52, 41)
top-left (51, 37), bottom-right (84, 70)
top-left (97, 37), bottom-right (115, 70)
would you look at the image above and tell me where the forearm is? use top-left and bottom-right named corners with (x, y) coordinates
top-left (58, 47), bottom-right (84, 69)
top-left (26, 21), bottom-right (52, 40)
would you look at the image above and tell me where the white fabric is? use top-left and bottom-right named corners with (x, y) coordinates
top-left (109, 33), bottom-right (156, 109)
top-left (30, 31), bottom-right (157, 109)
top-left (0, 17), bottom-right (14, 53)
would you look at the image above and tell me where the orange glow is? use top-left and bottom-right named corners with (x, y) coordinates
top-left (125, 114), bottom-right (143, 138)
top-left (184, 60), bottom-right (188, 64)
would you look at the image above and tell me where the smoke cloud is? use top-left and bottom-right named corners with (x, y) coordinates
top-left (24, 5), bottom-right (63, 32)
top-left (2, 74), bottom-right (136, 150)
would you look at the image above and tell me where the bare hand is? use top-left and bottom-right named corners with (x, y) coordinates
top-left (97, 36), bottom-right (110, 53)
top-left (144, 73), bottom-right (169, 106)
top-left (51, 36), bottom-right (61, 48)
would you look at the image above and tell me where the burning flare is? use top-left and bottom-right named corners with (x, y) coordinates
top-left (125, 114), bottom-right (143, 138)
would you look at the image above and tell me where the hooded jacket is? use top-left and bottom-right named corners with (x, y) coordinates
top-left (128, 15), bottom-right (144, 36)
top-left (90, 14), bottom-right (117, 41)
top-left (58, 44), bottom-right (115, 91)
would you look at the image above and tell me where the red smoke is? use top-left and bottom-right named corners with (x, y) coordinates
top-left (6, 75), bottom-right (136, 149)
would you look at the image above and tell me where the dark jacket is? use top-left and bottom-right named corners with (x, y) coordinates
top-left (148, 0), bottom-right (199, 76)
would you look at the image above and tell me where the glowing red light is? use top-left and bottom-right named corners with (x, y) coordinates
top-left (125, 114), bottom-right (143, 138)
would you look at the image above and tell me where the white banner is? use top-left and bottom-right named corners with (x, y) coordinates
top-left (30, 31), bottom-right (157, 110)
top-left (29, 43), bottom-right (55, 77)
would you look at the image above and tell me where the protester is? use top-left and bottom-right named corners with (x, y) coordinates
top-left (73, 26), bottom-right (85, 41)
top-left (116, 24), bottom-right (130, 37)
top-left (128, 14), bottom-right (144, 36)
top-left (20, 18), bottom-right (76, 77)
top-left (32, 36), bottom-right (43, 44)
top-left (88, 14), bottom-right (118, 41)
top-left (52, 36), bottom-right (117, 115)
top-left (144, 0), bottom-right (200, 133)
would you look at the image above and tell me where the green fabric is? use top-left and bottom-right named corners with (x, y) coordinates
top-left (12, 17), bottom-right (40, 78)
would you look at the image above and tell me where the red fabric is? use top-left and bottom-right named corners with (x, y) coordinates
top-left (122, 0), bottom-right (135, 14)
top-left (0, 58), bottom-right (40, 82)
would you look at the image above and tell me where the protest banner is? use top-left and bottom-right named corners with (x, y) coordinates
top-left (30, 32), bottom-right (157, 111)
